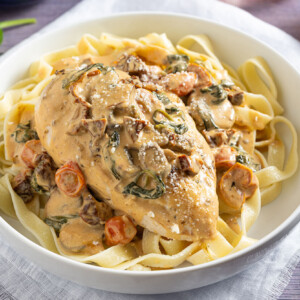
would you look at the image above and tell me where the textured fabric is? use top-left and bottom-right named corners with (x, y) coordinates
top-left (0, 0), bottom-right (300, 299)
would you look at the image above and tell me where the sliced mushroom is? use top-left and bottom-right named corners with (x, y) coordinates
top-left (219, 163), bottom-right (259, 209)
top-left (67, 100), bottom-right (91, 135)
top-left (45, 188), bottom-right (82, 217)
top-left (96, 201), bottom-right (113, 222)
top-left (12, 170), bottom-right (33, 203)
top-left (161, 130), bottom-right (194, 154)
top-left (80, 192), bottom-right (114, 225)
top-left (82, 118), bottom-right (107, 138)
top-left (115, 54), bottom-right (148, 75)
top-left (228, 89), bottom-right (244, 106)
top-left (138, 142), bottom-right (170, 175)
top-left (82, 118), bottom-right (107, 155)
top-left (163, 148), bottom-right (177, 163)
top-left (59, 218), bottom-right (104, 254)
top-left (124, 116), bottom-right (147, 142)
top-left (202, 129), bottom-right (241, 148)
top-left (188, 89), bottom-right (235, 129)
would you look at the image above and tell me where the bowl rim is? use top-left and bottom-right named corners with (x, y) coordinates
top-left (0, 11), bottom-right (299, 277)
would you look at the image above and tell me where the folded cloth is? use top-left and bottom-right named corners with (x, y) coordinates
top-left (0, 0), bottom-right (299, 299)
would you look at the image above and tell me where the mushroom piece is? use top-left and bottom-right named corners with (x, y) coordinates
top-left (202, 129), bottom-right (241, 148)
top-left (45, 188), bottom-right (82, 217)
top-left (115, 54), bottom-right (148, 75)
top-left (227, 88), bottom-right (244, 106)
top-left (12, 170), bottom-right (33, 203)
top-left (96, 201), bottom-right (113, 222)
top-left (138, 142), bottom-right (170, 176)
top-left (59, 218), bottom-right (104, 254)
top-left (79, 193), bottom-right (100, 225)
top-left (219, 163), bottom-right (259, 210)
top-left (82, 118), bottom-right (107, 155)
top-left (123, 116), bottom-right (147, 142)
top-left (161, 129), bottom-right (194, 155)
top-left (80, 192), bottom-right (114, 225)
top-left (82, 118), bottom-right (107, 138)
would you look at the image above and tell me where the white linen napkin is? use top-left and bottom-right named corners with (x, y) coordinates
top-left (0, 0), bottom-right (299, 299)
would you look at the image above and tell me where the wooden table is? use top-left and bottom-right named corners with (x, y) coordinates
top-left (0, 0), bottom-right (299, 298)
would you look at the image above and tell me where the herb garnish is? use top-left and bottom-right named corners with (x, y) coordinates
top-left (123, 170), bottom-right (165, 199)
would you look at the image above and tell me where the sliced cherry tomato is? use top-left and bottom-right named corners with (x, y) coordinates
top-left (55, 161), bottom-right (86, 197)
top-left (20, 140), bottom-right (43, 168)
top-left (105, 216), bottom-right (137, 246)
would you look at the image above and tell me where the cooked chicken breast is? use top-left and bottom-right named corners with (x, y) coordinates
top-left (35, 62), bottom-right (218, 242)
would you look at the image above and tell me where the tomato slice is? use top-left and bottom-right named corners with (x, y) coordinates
top-left (55, 161), bottom-right (86, 197)
top-left (20, 140), bottom-right (43, 168)
top-left (105, 216), bottom-right (137, 246)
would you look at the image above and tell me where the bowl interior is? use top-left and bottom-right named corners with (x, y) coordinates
top-left (0, 12), bottom-right (299, 286)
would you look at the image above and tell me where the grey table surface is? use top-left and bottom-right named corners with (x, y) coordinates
top-left (0, 0), bottom-right (299, 298)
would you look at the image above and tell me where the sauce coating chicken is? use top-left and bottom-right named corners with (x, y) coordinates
top-left (35, 59), bottom-right (218, 242)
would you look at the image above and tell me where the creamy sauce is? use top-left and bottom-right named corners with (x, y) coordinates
top-left (8, 52), bottom-right (260, 255)
top-left (35, 54), bottom-right (218, 242)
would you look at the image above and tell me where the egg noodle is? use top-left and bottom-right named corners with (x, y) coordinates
top-left (0, 33), bottom-right (297, 271)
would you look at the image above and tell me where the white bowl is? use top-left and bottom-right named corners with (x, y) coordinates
top-left (0, 12), bottom-right (299, 294)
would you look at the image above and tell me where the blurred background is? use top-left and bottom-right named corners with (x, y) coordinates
top-left (0, 0), bottom-right (299, 53)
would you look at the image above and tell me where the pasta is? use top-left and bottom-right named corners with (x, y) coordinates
top-left (0, 32), bottom-right (297, 271)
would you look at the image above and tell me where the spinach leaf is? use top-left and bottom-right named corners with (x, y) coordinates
top-left (165, 107), bottom-right (180, 114)
top-left (108, 131), bottom-right (120, 148)
top-left (153, 92), bottom-right (171, 105)
top-left (153, 109), bottom-right (188, 135)
top-left (11, 121), bottom-right (39, 143)
top-left (197, 101), bottom-right (219, 131)
top-left (44, 215), bottom-right (78, 235)
top-left (30, 171), bottom-right (49, 195)
top-left (123, 170), bottom-right (165, 199)
top-left (235, 152), bottom-right (261, 172)
top-left (201, 80), bottom-right (235, 105)
top-left (111, 159), bottom-right (121, 180)
top-left (106, 131), bottom-right (121, 180)
top-left (165, 54), bottom-right (189, 74)
top-left (62, 63), bottom-right (106, 89)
